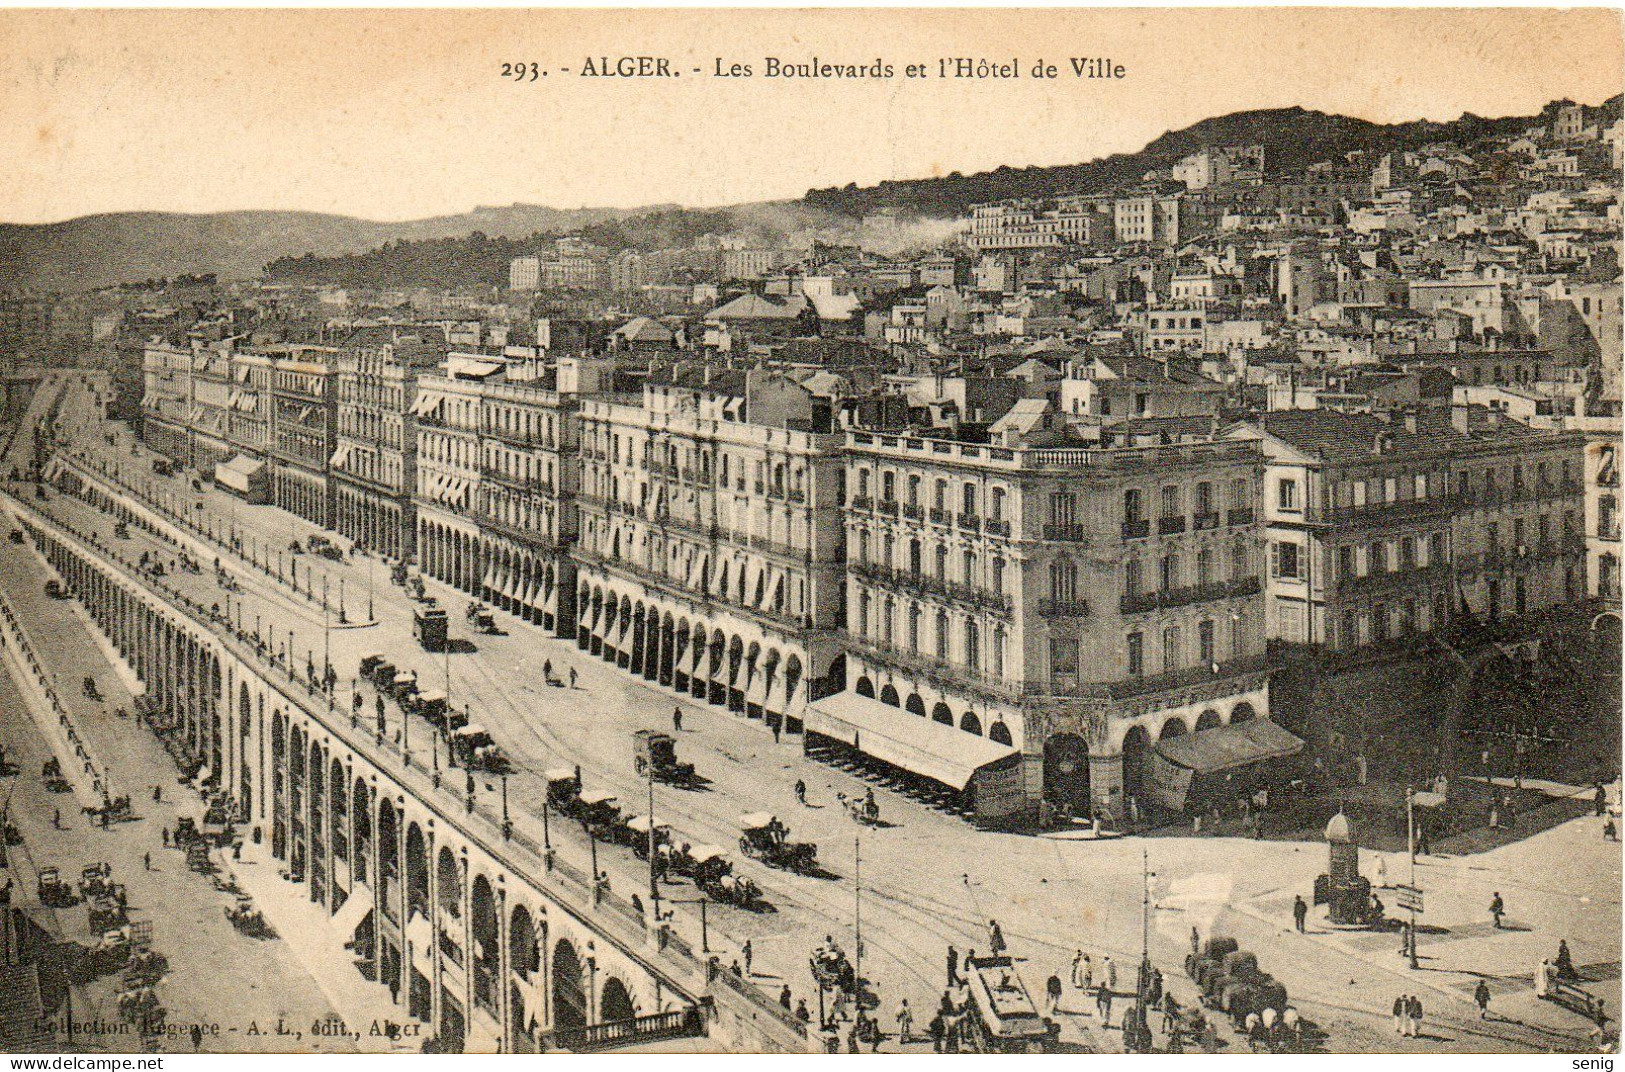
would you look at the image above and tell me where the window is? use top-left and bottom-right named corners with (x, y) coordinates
top-left (963, 550), bottom-right (977, 586)
top-left (1199, 619), bottom-right (1215, 665)
top-left (1159, 552), bottom-right (1179, 592)
top-left (857, 468), bottom-right (871, 500)
top-left (935, 610), bottom-right (949, 659)
top-left (1124, 557), bottom-right (1141, 596)
top-left (1124, 488), bottom-right (1143, 523)
top-left (1195, 482), bottom-right (1213, 516)
top-left (934, 480), bottom-right (948, 511)
top-left (1232, 539), bottom-right (1250, 580)
top-left (881, 471), bottom-right (895, 503)
top-left (907, 475), bottom-right (920, 507)
top-left (990, 487), bottom-right (1005, 522)
top-left (1400, 536), bottom-right (1416, 570)
top-left (965, 622), bottom-right (980, 670)
top-left (1370, 542), bottom-right (1387, 573)
top-left (1160, 485), bottom-right (1181, 518)
top-left (1196, 548), bottom-right (1213, 588)
top-left (908, 539), bottom-right (922, 574)
top-left (1127, 632), bottom-right (1144, 677)
top-left (992, 557), bottom-right (1005, 595)
top-left (1050, 491), bottom-right (1076, 526)
top-left (1162, 626), bottom-right (1181, 673)
top-left (856, 532), bottom-right (870, 565)
top-left (962, 482), bottom-right (978, 517)
top-left (1051, 636), bottom-right (1078, 676)
top-left (1051, 559), bottom-right (1078, 602)
top-left (908, 604), bottom-right (921, 652)
top-left (935, 545), bottom-right (948, 578)
top-left (1278, 478), bottom-right (1300, 511)
top-left (1339, 546), bottom-right (1354, 580)
top-left (1271, 541), bottom-right (1301, 580)
top-left (1231, 477), bottom-right (1251, 510)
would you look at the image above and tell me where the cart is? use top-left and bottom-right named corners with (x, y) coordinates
top-left (626, 814), bottom-right (673, 860)
top-left (738, 813), bottom-right (819, 873)
top-left (544, 768), bottom-right (582, 818)
top-left (578, 790), bottom-right (622, 839)
top-left (633, 729), bottom-right (697, 786)
top-left (37, 867), bottom-right (77, 907)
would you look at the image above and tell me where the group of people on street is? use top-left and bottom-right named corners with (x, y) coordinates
top-left (1391, 993), bottom-right (1426, 1038)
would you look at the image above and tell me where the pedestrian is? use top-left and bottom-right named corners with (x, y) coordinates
top-left (1190, 925), bottom-right (1201, 956)
top-left (795, 999), bottom-right (810, 1024)
top-left (1392, 994), bottom-right (1405, 1035)
top-left (1416, 823), bottom-right (1431, 856)
top-left (988, 919), bottom-right (1006, 955)
top-left (1535, 958), bottom-right (1553, 999)
top-left (743, 939), bottom-right (753, 976)
top-left (569, 667), bottom-right (578, 688)
top-left (1096, 985), bottom-right (1113, 1025)
top-left (771, 720), bottom-right (781, 745)
top-left (1606, 816), bottom-right (1618, 842)
top-left (543, 659), bottom-right (552, 680)
top-left (846, 1025), bottom-right (860, 1053)
top-left (151, 784), bottom-right (161, 803)
top-left (1556, 939), bottom-right (1576, 980)
top-left (927, 1013), bottom-right (944, 1053)
top-left (1046, 973), bottom-right (1063, 1016)
top-left (779, 985), bottom-right (792, 1012)
top-left (1474, 979), bottom-right (1492, 1019)
top-left (896, 998), bottom-right (913, 1044)
top-left (1595, 784), bottom-right (1608, 817)
top-left (794, 778), bottom-right (806, 805)
top-left (1375, 853), bottom-right (1388, 888)
top-left (1490, 891), bottom-right (1505, 929)
top-left (1104, 955), bottom-right (1117, 994)
top-left (1071, 949), bottom-right (1089, 991)
top-left (143, 851), bottom-right (151, 871)
top-left (1293, 893), bottom-right (1308, 933)
top-left (161, 826), bottom-right (169, 847)
top-left (1407, 993), bottom-right (1424, 1038)
top-left (946, 945), bottom-right (959, 987)
top-left (833, 985), bottom-right (850, 1022)
top-left (673, 706), bottom-right (683, 733)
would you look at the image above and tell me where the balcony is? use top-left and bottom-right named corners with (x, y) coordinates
top-left (1157, 516), bottom-right (1188, 536)
top-left (1121, 519), bottom-right (1151, 540)
top-left (1037, 598), bottom-right (1091, 618)
top-left (1227, 507), bottom-right (1255, 527)
top-left (1328, 494), bottom-right (1458, 526)
top-left (1044, 523), bottom-right (1089, 542)
top-left (1102, 652), bottom-right (1271, 702)
top-left (958, 513), bottom-right (981, 533)
top-left (847, 637), bottom-right (1018, 703)
top-left (929, 507), bottom-right (951, 525)
top-left (878, 499), bottom-right (900, 517)
top-left (901, 503), bottom-right (923, 521)
top-left (984, 518), bottom-right (1011, 538)
top-left (1119, 576), bottom-right (1261, 614)
top-left (1192, 511), bottom-right (1221, 532)
top-left (852, 495), bottom-right (874, 512)
top-left (788, 489), bottom-right (806, 504)
top-left (1338, 562), bottom-right (1449, 593)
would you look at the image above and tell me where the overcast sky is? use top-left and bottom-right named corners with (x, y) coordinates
top-left (1, 7), bottom-right (1620, 224)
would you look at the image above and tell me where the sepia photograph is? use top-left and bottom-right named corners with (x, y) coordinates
top-left (0, 5), bottom-right (1620, 1057)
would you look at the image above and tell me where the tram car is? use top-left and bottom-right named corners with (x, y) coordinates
top-left (961, 954), bottom-right (1060, 1053)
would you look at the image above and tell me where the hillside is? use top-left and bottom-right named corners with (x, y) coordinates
top-left (803, 97), bottom-right (1622, 217)
top-left (0, 203), bottom-right (669, 293)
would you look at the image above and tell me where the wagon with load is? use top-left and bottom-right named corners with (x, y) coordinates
top-left (738, 812), bottom-right (818, 873)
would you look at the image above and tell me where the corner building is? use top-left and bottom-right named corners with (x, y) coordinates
top-left (825, 427), bottom-right (1271, 823)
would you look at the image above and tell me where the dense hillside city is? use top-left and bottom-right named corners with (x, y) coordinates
top-left (0, 93), bottom-right (1619, 1056)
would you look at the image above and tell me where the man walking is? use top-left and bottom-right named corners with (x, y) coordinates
top-left (1071, 950), bottom-right (1090, 993)
top-left (1096, 984), bottom-right (1113, 1025)
top-left (1293, 894), bottom-right (1308, 933)
top-left (1407, 993), bottom-right (1424, 1038)
top-left (1104, 954), bottom-right (1117, 994)
top-left (1392, 994), bottom-right (1406, 1035)
top-left (1474, 979), bottom-right (1492, 1019)
top-left (743, 939), bottom-right (753, 977)
top-left (1490, 891), bottom-right (1506, 929)
top-left (895, 998), bottom-right (913, 1045)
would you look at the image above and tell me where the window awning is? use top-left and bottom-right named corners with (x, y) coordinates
top-left (328, 882), bottom-right (373, 943)
top-left (1153, 720), bottom-right (1304, 775)
top-left (330, 446), bottom-right (350, 469)
top-left (409, 393), bottom-right (441, 417)
top-left (805, 691), bottom-right (1016, 792)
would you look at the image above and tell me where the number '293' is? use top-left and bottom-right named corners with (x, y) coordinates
top-left (501, 63), bottom-right (542, 81)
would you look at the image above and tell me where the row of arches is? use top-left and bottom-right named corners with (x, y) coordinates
top-left (853, 675), bottom-right (1014, 745)
top-left (576, 579), bottom-right (814, 731)
top-left (416, 515), bottom-right (573, 635)
top-left (33, 515), bottom-right (673, 1053)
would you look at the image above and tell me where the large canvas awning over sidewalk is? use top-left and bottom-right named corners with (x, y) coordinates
top-left (1149, 719), bottom-right (1305, 813)
top-left (806, 692), bottom-right (1017, 792)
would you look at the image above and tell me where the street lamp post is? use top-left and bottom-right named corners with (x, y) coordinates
top-left (1405, 787), bottom-right (1420, 970)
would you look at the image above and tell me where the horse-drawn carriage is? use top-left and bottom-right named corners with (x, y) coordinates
top-left (224, 895), bottom-right (275, 939)
top-left (578, 790), bottom-right (622, 839)
top-left (810, 943), bottom-right (857, 995)
top-left (78, 863), bottom-right (116, 900)
top-left (545, 768), bottom-right (583, 818)
top-left (1186, 940), bottom-right (1289, 1032)
top-left (632, 730), bottom-right (697, 787)
top-left (387, 671), bottom-right (420, 704)
top-left (625, 814), bottom-right (672, 858)
top-left (87, 893), bottom-right (128, 932)
top-left (738, 813), bottom-right (818, 873)
top-left (84, 795), bottom-right (132, 825)
top-left (451, 724), bottom-right (509, 774)
top-left (37, 867), bottom-right (78, 908)
top-left (465, 601), bottom-right (498, 634)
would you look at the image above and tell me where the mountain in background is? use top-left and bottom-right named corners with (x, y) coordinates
top-left (4, 95), bottom-right (1619, 293)
top-left (0, 203), bottom-right (672, 293)
top-left (803, 96), bottom-right (1623, 217)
